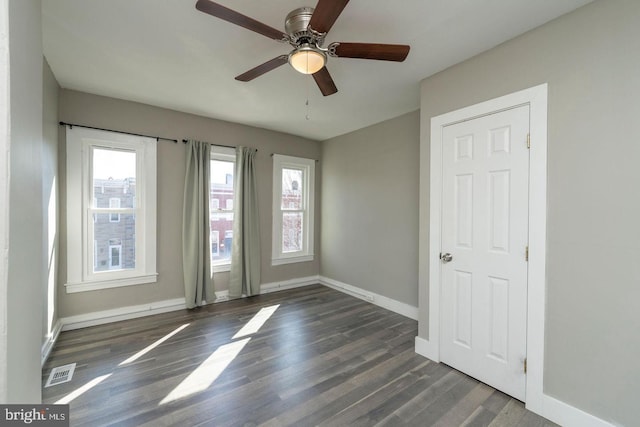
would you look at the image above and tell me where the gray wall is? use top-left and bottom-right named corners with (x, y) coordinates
top-left (0, 0), bottom-right (9, 403)
top-left (417, 1), bottom-right (639, 425)
top-left (58, 90), bottom-right (321, 318)
top-left (321, 111), bottom-right (419, 306)
top-left (42, 58), bottom-right (59, 352)
top-left (6, 0), bottom-right (44, 403)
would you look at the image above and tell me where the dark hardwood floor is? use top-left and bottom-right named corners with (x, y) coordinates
top-left (42, 285), bottom-right (557, 426)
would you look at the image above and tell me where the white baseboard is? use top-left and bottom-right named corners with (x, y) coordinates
top-left (318, 276), bottom-right (418, 320)
top-left (260, 275), bottom-right (319, 294)
top-left (41, 319), bottom-right (64, 366)
top-left (537, 394), bottom-right (616, 427)
top-left (50, 274), bottom-right (615, 427)
top-left (214, 290), bottom-right (229, 302)
top-left (58, 276), bottom-right (321, 332)
top-left (413, 336), bottom-right (614, 427)
top-left (413, 335), bottom-right (614, 427)
top-left (61, 297), bottom-right (187, 331)
top-left (414, 336), bottom-right (439, 362)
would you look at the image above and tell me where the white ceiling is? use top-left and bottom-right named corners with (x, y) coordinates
top-left (42, 0), bottom-right (592, 141)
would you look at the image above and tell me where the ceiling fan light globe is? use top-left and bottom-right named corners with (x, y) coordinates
top-left (289, 47), bottom-right (326, 75)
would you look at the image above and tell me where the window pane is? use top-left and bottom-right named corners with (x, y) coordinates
top-left (108, 198), bottom-right (121, 222)
top-left (282, 168), bottom-right (303, 210)
top-left (93, 213), bottom-right (136, 272)
top-left (211, 230), bottom-right (220, 257)
top-left (282, 212), bottom-right (303, 253)
top-left (210, 159), bottom-right (234, 266)
top-left (211, 213), bottom-right (233, 265)
top-left (211, 160), bottom-right (234, 190)
top-left (93, 148), bottom-right (136, 208)
top-left (210, 160), bottom-right (234, 212)
top-left (109, 245), bottom-right (121, 269)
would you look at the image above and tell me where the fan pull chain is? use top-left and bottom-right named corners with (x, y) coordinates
top-left (305, 70), bottom-right (311, 121)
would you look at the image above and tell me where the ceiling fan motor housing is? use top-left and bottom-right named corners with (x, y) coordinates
top-left (285, 7), bottom-right (324, 47)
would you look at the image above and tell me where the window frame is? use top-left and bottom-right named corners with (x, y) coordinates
top-left (65, 127), bottom-right (157, 293)
top-left (271, 154), bottom-right (315, 265)
top-left (210, 147), bottom-right (236, 273)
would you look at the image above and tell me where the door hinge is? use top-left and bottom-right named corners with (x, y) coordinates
top-left (527, 133), bottom-right (531, 149)
top-left (524, 358), bottom-right (528, 374)
top-left (525, 246), bottom-right (529, 262)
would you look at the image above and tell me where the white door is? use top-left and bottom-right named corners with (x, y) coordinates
top-left (440, 105), bottom-right (529, 400)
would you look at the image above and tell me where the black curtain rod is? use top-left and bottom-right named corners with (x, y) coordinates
top-left (58, 122), bottom-right (259, 152)
top-left (182, 139), bottom-right (258, 152)
top-left (59, 121), bottom-right (178, 143)
top-left (270, 153), bottom-right (319, 162)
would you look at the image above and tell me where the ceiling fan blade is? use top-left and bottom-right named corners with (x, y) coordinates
top-left (235, 56), bottom-right (288, 82)
top-left (196, 0), bottom-right (288, 41)
top-left (308, 0), bottom-right (350, 34)
top-left (331, 42), bottom-right (410, 62)
top-left (312, 67), bottom-right (338, 96)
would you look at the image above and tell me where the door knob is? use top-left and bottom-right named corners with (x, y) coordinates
top-left (440, 252), bottom-right (453, 263)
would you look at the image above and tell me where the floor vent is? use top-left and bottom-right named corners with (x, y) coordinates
top-left (45, 363), bottom-right (76, 388)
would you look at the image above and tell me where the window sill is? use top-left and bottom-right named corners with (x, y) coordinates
top-left (65, 273), bottom-right (158, 293)
top-left (212, 263), bottom-right (231, 273)
top-left (271, 254), bottom-right (314, 266)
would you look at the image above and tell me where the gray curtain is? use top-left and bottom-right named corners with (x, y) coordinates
top-left (229, 146), bottom-right (261, 297)
top-left (182, 140), bottom-right (214, 308)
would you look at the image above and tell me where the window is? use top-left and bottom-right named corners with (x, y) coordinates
top-left (109, 197), bottom-right (120, 222)
top-left (109, 244), bottom-right (122, 269)
top-left (210, 147), bottom-right (235, 272)
top-left (272, 155), bottom-right (315, 265)
top-left (211, 230), bottom-right (220, 257)
top-left (65, 127), bottom-right (157, 293)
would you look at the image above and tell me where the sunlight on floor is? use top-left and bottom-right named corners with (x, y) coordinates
top-left (52, 303), bottom-right (281, 408)
top-left (233, 304), bottom-right (280, 339)
top-left (55, 374), bottom-right (112, 405)
top-left (159, 337), bottom-right (250, 404)
top-left (119, 323), bottom-right (190, 366)
top-left (160, 304), bottom-right (281, 405)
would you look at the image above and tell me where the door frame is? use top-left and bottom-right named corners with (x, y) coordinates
top-left (422, 84), bottom-right (547, 411)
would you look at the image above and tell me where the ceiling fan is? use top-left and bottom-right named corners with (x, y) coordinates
top-left (195, 0), bottom-right (410, 96)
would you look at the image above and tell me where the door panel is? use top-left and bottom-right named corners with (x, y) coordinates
top-left (440, 105), bottom-right (529, 400)
top-left (489, 170), bottom-right (510, 252)
top-left (455, 174), bottom-right (473, 248)
top-left (453, 270), bottom-right (473, 348)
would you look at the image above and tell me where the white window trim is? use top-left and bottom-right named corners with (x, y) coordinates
top-left (65, 127), bottom-right (157, 293)
top-left (272, 154), bottom-right (315, 266)
top-left (210, 147), bottom-right (235, 273)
